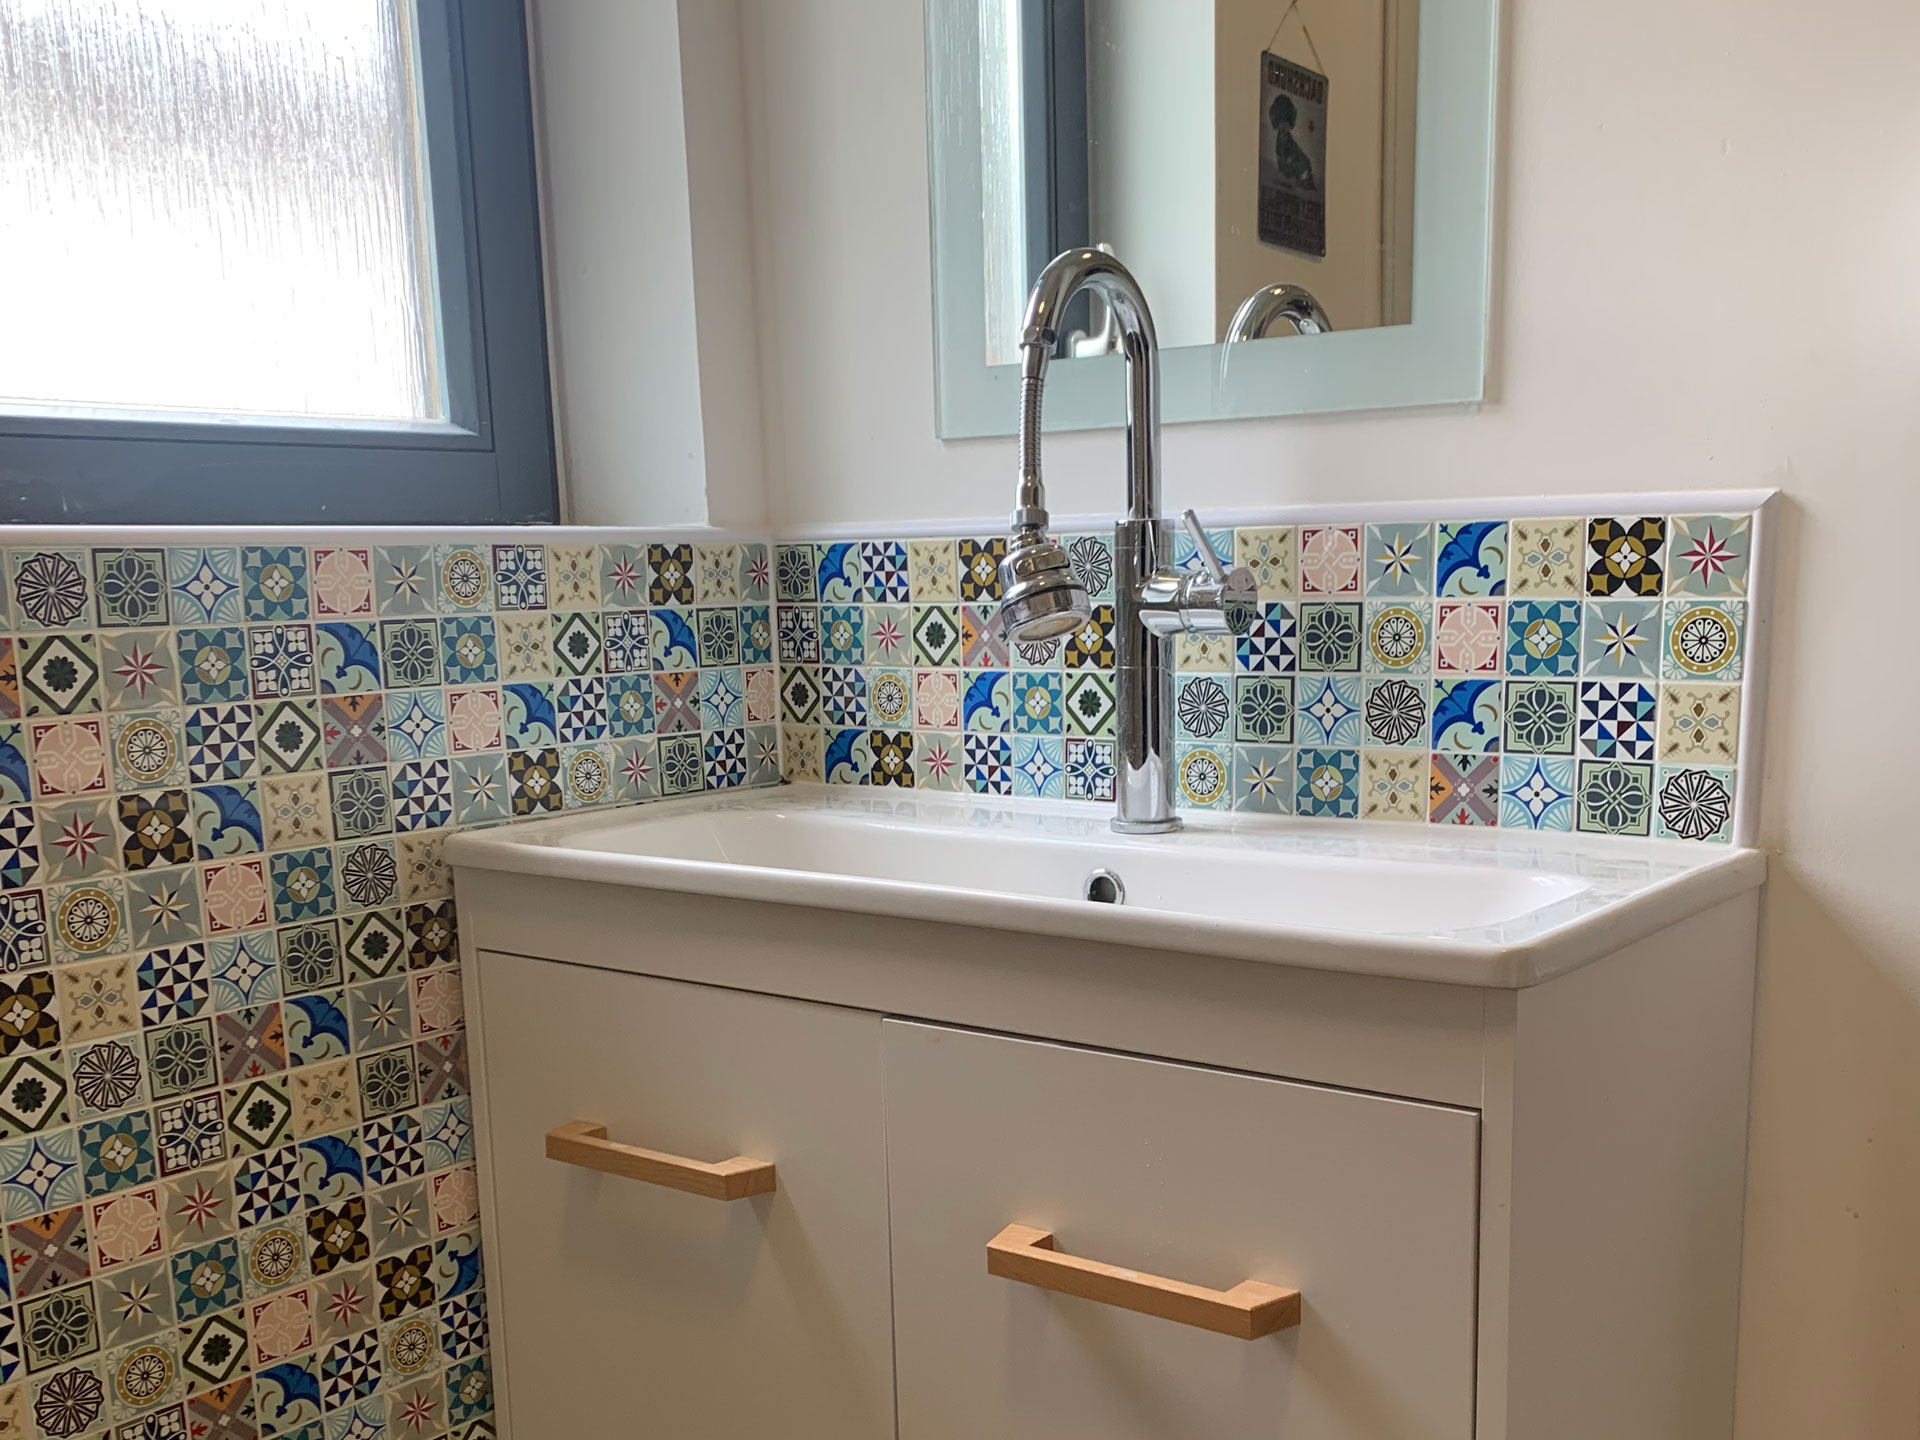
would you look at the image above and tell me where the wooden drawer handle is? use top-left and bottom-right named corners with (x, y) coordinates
top-left (546, 1121), bottom-right (776, 1201)
top-left (987, 1224), bottom-right (1300, 1339)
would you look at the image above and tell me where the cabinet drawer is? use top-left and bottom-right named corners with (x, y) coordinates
top-left (472, 952), bottom-right (894, 1438)
top-left (884, 1021), bottom-right (1480, 1440)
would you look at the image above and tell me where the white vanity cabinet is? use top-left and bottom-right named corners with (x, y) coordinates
top-left (449, 794), bottom-right (1763, 1440)
top-left (471, 952), bottom-right (895, 1440)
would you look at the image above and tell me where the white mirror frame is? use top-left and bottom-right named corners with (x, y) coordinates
top-left (925, 0), bottom-right (1501, 439)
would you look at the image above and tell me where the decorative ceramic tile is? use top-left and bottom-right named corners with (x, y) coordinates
top-left (1435, 522), bottom-right (1508, 598)
top-left (1432, 679), bottom-right (1501, 753)
top-left (1231, 745), bottom-right (1292, 813)
top-left (956, 540), bottom-right (1004, 603)
top-left (1362, 679), bottom-right (1426, 749)
top-left (1435, 602), bottom-right (1503, 674)
top-left (1361, 750), bottom-right (1427, 822)
top-left (1429, 754), bottom-right (1501, 827)
top-left (906, 541), bottom-right (958, 603)
top-left (1507, 519), bottom-right (1582, 597)
top-left (1172, 743), bottom-right (1228, 810)
top-left (1577, 760), bottom-right (1654, 836)
top-left (1668, 515), bottom-right (1751, 597)
top-left (92, 549), bottom-right (169, 629)
top-left (1501, 755), bottom-right (1577, 831)
top-left (1581, 600), bottom-right (1660, 679)
top-left (1504, 680), bottom-right (1577, 756)
top-left (374, 546), bottom-right (435, 618)
top-left (1586, 518), bottom-right (1666, 597)
top-left (1298, 527), bottom-right (1360, 595)
top-left (1658, 684), bottom-right (1741, 765)
top-left (1364, 524), bottom-right (1430, 597)
top-left (1663, 601), bottom-right (1744, 681)
top-left (1655, 766), bottom-right (1737, 842)
top-left (1362, 601), bottom-right (1428, 675)
top-left (1506, 601), bottom-right (1581, 677)
top-left (1296, 749), bottom-right (1359, 818)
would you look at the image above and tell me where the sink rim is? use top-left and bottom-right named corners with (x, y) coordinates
top-left (442, 785), bottom-right (1766, 990)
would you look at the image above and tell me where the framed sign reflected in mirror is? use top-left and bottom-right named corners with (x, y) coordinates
top-left (925, 0), bottom-right (1500, 438)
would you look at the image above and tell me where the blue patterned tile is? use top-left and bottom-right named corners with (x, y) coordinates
top-left (1235, 603), bottom-right (1298, 674)
top-left (960, 671), bottom-right (1011, 733)
top-left (385, 692), bottom-right (447, 763)
top-left (491, 544), bottom-right (547, 611)
top-left (1296, 674), bottom-right (1362, 747)
top-left (1432, 679), bottom-right (1502, 753)
top-left (703, 729), bottom-right (748, 791)
top-left (1435, 521), bottom-right (1508, 597)
top-left (241, 546), bottom-right (310, 622)
top-left (1506, 601), bottom-right (1581, 676)
top-left (1013, 737), bottom-right (1065, 798)
top-left (963, 734), bottom-right (1010, 795)
top-left (860, 541), bottom-right (909, 601)
top-left (247, 623), bottom-right (316, 700)
top-left (176, 629), bottom-right (250, 705)
top-left (815, 543), bottom-right (861, 603)
top-left (1501, 756), bottom-right (1576, 831)
top-left (167, 545), bottom-right (243, 625)
top-left (314, 624), bottom-right (381, 696)
top-left (1578, 680), bottom-right (1658, 761)
top-left (1295, 748), bottom-right (1360, 817)
top-left (1011, 672), bottom-right (1064, 736)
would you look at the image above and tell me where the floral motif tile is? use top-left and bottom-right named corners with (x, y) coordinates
top-left (1507, 519), bottom-right (1583, 597)
top-left (1668, 515), bottom-right (1751, 597)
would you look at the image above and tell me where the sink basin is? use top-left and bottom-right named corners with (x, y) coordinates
top-left (444, 786), bottom-right (1765, 987)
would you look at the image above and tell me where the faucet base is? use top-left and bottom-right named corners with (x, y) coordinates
top-left (1111, 816), bottom-right (1182, 836)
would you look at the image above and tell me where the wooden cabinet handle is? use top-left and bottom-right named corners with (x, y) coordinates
top-left (546, 1121), bottom-right (776, 1201)
top-left (987, 1223), bottom-right (1301, 1339)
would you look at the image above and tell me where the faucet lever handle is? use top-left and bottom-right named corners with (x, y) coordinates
top-left (1180, 509), bottom-right (1231, 584)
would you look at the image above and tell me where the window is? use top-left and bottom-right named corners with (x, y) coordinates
top-left (0, 0), bottom-right (556, 523)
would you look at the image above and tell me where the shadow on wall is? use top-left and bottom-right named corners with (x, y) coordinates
top-left (1736, 493), bottom-right (1920, 1436)
top-left (1737, 866), bottom-right (1920, 1437)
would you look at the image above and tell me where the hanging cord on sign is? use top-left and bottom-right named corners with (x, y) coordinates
top-left (1267, 0), bottom-right (1326, 73)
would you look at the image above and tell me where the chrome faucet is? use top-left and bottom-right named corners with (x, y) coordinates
top-left (996, 249), bottom-right (1257, 834)
top-left (1226, 283), bottom-right (1333, 341)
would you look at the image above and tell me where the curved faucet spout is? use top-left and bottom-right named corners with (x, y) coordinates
top-left (1015, 249), bottom-right (1162, 528)
top-left (1226, 283), bottom-right (1334, 342)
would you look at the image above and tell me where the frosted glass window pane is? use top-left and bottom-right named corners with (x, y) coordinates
top-left (0, 0), bottom-right (440, 422)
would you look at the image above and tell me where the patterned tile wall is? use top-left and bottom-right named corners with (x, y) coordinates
top-left (774, 513), bottom-right (1757, 842)
top-left (0, 534), bottom-right (777, 1440)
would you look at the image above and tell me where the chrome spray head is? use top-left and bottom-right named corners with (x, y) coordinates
top-left (997, 526), bottom-right (1092, 643)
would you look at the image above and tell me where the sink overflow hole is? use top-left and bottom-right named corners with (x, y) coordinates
top-left (1083, 870), bottom-right (1126, 905)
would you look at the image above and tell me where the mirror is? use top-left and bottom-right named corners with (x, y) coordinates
top-left (926, 0), bottom-right (1499, 437)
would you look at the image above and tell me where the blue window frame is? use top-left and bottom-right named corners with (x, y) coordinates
top-left (0, 0), bottom-right (558, 525)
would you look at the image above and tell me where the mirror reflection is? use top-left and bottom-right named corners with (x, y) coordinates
top-left (978, 0), bottom-right (1420, 365)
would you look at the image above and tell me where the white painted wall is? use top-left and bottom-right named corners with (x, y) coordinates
top-left (529, 0), bottom-right (765, 527)
top-left (734, 1), bottom-right (1920, 1433)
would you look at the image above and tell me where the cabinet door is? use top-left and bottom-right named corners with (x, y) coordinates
top-left (884, 1021), bottom-right (1480, 1440)
top-left (472, 951), bottom-right (894, 1438)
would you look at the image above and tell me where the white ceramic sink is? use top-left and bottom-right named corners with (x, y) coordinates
top-left (444, 785), bottom-right (1765, 987)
